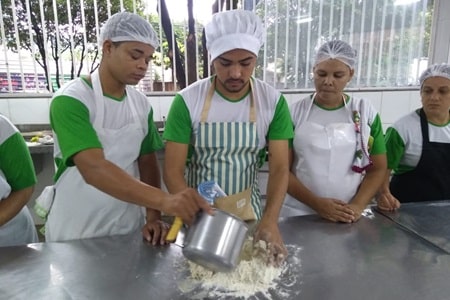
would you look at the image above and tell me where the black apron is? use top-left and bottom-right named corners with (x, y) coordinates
top-left (390, 109), bottom-right (450, 202)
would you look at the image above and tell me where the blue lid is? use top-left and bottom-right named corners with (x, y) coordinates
top-left (197, 181), bottom-right (226, 204)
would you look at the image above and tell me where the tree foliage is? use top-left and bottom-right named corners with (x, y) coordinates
top-left (1, 0), bottom-right (144, 91)
top-left (0, 0), bottom-right (434, 92)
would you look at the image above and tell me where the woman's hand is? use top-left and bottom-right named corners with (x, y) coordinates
top-left (347, 203), bottom-right (366, 222)
top-left (313, 198), bottom-right (355, 223)
top-left (377, 191), bottom-right (401, 211)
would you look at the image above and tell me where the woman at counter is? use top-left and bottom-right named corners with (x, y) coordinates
top-left (377, 63), bottom-right (450, 210)
top-left (0, 115), bottom-right (39, 246)
top-left (286, 40), bottom-right (387, 223)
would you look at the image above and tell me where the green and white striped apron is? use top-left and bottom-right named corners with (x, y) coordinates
top-left (186, 78), bottom-right (262, 220)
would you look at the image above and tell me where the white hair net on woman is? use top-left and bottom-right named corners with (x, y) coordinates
top-left (99, 11), bottom-right (159, 49)
top-left (419, 63), bottom-right (450, 86)
top-left (314, 40), bottom-right (357, 69)
top-left (205, 10), bottom-right (265, 62)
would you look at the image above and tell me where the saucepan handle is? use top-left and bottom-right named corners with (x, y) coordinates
top-left (165, 216), bottom-right (183, 242)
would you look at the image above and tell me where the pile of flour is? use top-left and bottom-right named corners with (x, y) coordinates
top-left (177, 238), bottom-right (302, 299)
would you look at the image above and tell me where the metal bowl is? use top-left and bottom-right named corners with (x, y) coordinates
top-left (182, 208), bottom-right (249, 272)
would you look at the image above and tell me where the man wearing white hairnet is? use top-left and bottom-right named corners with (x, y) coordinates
top-left (378, 63), bottom-right (450, 209)
top-left (163, 10), bottom-right (293, 266)
top-left (45, 12), bottom-right (212, 242)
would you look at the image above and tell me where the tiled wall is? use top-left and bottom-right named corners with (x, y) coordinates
top-left (0, 88), bottom-right (421, 131)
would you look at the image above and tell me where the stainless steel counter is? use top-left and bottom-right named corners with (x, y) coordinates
top-left (27, 143), bottom-right (53, 154)
top-left (1, 203), bottom-right (450, 300)
top-left (376, 200), bottom-right (450, 253)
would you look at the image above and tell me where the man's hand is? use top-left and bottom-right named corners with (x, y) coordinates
top-left (141, 219), bottom-right (170, 246)
top-left (253, 219), bottom-right (287, 267)
top-left (161, 188), bottom-right (214, 225)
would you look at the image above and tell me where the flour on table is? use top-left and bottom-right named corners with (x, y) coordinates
top-left (176, 237), bottom-right (303, 299)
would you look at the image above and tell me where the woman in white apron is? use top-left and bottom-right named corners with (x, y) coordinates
top-left (0, 115), bottom-right (38, 247)
top-left (287, 40), bottom-right (387, 223)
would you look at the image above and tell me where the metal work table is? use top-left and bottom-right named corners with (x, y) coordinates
top-left (27, 143), bottom-right (53, 154)
top-left (375, 200), bottom-right (450, 253)
top-left (1, 202), bottom-right (450, 300)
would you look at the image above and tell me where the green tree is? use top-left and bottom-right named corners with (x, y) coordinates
top-left (1, 0), bottom-right (144, 91)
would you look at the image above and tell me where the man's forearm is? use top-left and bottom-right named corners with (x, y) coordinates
top-left (263, 168), bottom-right (288, 220)
top-left (0, 187), bottom-right (33, 226)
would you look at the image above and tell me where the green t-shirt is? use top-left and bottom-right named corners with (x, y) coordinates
top-left (163, 77), bottom-right (293, 166)
top-left (0, 116), bottom-right (37, 190)
top-left (50, 77), bottom-right (163, 181)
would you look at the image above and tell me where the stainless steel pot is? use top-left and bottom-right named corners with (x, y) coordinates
top-left (183, 208), bottom-right (249, 272)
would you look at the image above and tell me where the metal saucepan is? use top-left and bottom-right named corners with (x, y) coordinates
top-left (182, 208), bottom-right (249, 272)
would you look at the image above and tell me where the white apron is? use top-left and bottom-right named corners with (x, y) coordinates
top-left (45, 70), bottom-right (145, 241)
top-left (0, 173), bottom-right (38, 246)
top-left (186, 78), bottom-right (262, 220)
top-left (287, 94), bottom-right (362, 215)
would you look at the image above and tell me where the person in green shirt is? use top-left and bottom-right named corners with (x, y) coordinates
top-left (163, 10), bottom-right (293, 266)
top-left (45, 12), bottom-right (211, 243)
top-left (0, 115), bottom-right (38, 246)
top-left (287, 40), bottom-right (387, 222)
top-left (378, 63), bottom-right (450, 209)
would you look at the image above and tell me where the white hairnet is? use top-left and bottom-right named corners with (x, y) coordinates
top-left (100, 11), bottom-right (159, 49)
top-left (315, 40), bottom-right (357, 69)
top-left (419, 63), bottom-right (450, 86)
top-left (205, 10), bottom-right (265, 62)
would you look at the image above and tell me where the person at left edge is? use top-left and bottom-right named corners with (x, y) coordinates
top-left (163, 10), bottom-right (294, 266)
top-left (46, 12), bottom-right (212, 243)
top-left (0, 114), bottom-right (39, 247)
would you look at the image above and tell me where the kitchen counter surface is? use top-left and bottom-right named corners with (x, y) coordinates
top-left (1, 202), bottom-right (449, 299)
top-left (26, 142), bottom-right (53, 154)
top-left (376, 200), bottom-right (450, 253)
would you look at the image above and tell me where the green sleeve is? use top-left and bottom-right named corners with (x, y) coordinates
top-left (140, 109), bottom-right (164, 155)
top-left (50, 95), bottom-right (102, 166)
top-left (0, 133), bottom-right (36, 190)
top-left (267, 95), bottom-right (294, 140)
top-left (384, 127), bottom-right (406, 170)
top-left (369, 114), bottom-right (386, 155)
top-left (162, 94), bottom-right (192, 144)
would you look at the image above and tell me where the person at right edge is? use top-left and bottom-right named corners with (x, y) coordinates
top-left (377, 63), bottom-right (450, 210)
top-left (287, 40), bottom-right (387, 223)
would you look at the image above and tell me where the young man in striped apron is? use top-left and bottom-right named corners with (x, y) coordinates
top-left (163, 10), bottom-right (293, 266)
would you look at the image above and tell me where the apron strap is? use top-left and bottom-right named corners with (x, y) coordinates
top-left (248, 79), bottom-right (256, 123)
top-left (419, 108), bottom-right (430, 143)
top-left (91, 70), bottom-right (142, 130)
top-left (200, 79), bottom-right (216, 122)
top-left (90, 69), bottom-right (105, 129)
top-left (200, 77), bottom-right (256, 123)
